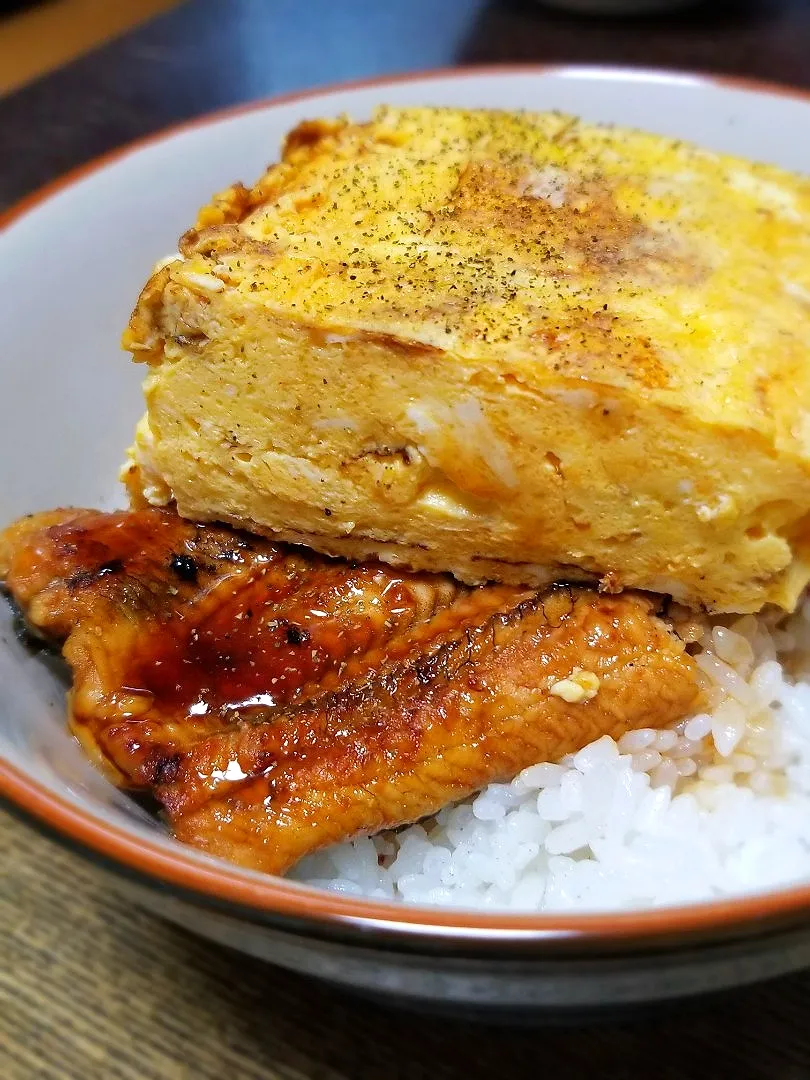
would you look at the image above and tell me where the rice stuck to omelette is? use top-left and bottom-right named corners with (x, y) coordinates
top-left (292, 604), bottom-right (810, 910)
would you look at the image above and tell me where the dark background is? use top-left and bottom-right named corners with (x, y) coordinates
top-left (4, 1), bottom-right (810, 1077)
top-left (3, 0), bottom-right (810, 208)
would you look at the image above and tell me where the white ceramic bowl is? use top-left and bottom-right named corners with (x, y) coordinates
top-left (4, 66), bottom-right (810, 1019)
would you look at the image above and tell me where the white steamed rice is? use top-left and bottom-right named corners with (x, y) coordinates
top-left (291, 599), bottom-right (810, 911)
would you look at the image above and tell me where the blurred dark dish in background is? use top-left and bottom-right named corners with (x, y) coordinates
top-left (537, 0), bottom-right (699, 12)
top-left (3, 0), bottom-right (809, 212)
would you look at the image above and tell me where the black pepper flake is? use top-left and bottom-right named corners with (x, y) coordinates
top-left (285, 624), bottom-right (310, 646)
top-left (170, 553), bottom-right (199, 583)
top-left (97, 559), bottom-right (124, 576)
top-left (153, 753), bottom-right (182, 786)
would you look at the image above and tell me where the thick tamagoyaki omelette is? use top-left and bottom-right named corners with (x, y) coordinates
top-left (122, 106), bottom-right (810, 614)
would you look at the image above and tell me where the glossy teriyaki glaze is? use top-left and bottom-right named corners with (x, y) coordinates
top-left (1, 506), bottom-right (700, 875)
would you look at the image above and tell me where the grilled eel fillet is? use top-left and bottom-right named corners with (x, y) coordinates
top-left (0, 508), bottom-right (700, 876)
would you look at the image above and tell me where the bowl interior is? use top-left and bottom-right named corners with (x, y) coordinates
top-left (3, 66), bottom-right (810, 927)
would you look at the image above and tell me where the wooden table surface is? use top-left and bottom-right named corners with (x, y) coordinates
top-left (4, 1), bottom-right (810, 1076)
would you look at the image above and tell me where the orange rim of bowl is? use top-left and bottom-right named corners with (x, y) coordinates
top-left (4, 62), bottom-right (810, 945)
